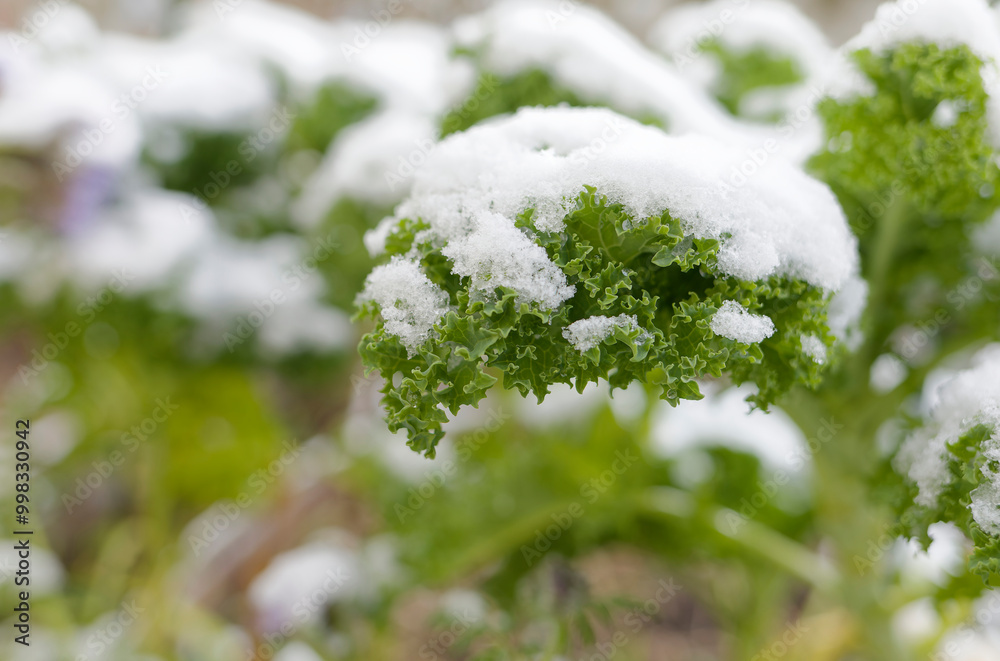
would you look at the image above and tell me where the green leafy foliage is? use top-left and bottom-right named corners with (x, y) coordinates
top-left (697, 40), bottom-right (803, 121)
top-left (284, 81), bottom-right (379, 153)
top-left (810, 44), bottom-right (1000, 353)
top-left (440, 69), bottom-right (665, 137)
top-left (888, 424), bottom-right (1000, 585)
top-left (359, 187), bottom-right (835, 456)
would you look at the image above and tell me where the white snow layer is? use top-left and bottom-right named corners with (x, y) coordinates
top-left (358, 257), bottom-right (451, 354)
top-left (452, 0), bottom-right (770, 146)
top-left (648, 0), bottom-right (833, 121)
top-left (366, 107), bottom-right (855, 342)
top-left (563, 314), bottom-right (646, 352)
top-left (800, 334), bottom-right (828, 364)
top-left (894, 345), bottom-right (1000, 534)
top-left (650, 0), bottom-right (832, 78)
top-left (710, 301), bottom-right (776, 344)
top-left (650, 382), bottom-right (810, 477)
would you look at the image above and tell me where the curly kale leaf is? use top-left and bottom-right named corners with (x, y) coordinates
top-left (697, 39), bottom-right (803, 121)
top-left (890, 424), bottom-right (1000, 585)
top-left (809, 42), bottom-right (1000, 354)
top-left (358, 187), bottom-right (835, 456)
top-left (440, 69), bottom-right (666, 138)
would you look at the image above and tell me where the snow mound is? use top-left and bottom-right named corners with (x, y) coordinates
top-left (894, 345), bottom-right (1000, 533)
top-left (710, 301), bottom-right (776, 344)
top-left (369, 107), bottom-right (857, 305)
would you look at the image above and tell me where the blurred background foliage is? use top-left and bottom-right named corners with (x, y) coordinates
top-left (1, 1), bottom-right (999, 661)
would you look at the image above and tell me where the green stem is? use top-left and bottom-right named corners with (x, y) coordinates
top-left (446, 485), bottom-right (838, 594)
top-left (638, 486), bottom-right (839, 592)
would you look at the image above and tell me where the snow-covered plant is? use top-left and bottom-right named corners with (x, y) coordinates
top-left (357, 106), bottom-right (858, 455)
top-left (810, 0), bottom-right (1000, 351)
top-left (443, 0), bottom-right (759, 143)
top-left (649, 0), bottom-right (832, 121)
top-left (892, 347), bottom-right (1000, 582)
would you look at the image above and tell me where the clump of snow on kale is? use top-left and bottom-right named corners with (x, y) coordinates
top-left (563, 315), bottom-right (646, 352)
top-left (832, 0), bottom-right (1000, 145)
top-left (893, 345), bottom-right (1000, 532)
top-left (440, 211), bottom-right (574, 310)
top-left (801, 334), bottom-right (827, 364)
top-left (369, 106), bottom-right (857, 306)
top-left (710, 301), bottom-right (776, 344)
top-left (359, 257), bottom-right (449, 354)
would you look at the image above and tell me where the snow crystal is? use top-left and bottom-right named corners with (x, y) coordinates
top-left (971, 475), bottom-right (1000, 536)
top-left (710, 301), bottom-right (776, 344)
top-left (801, 334), bottom-right (827, 364)
top-left (894, 345), bottom-right (1000, 529)
top-left (369, 107), bottom-right (857, 303)
top-left (440, 211), bottom-right (574, 310)
top-left (358, 257), bottom-right (450, 354)
top-left (562, 314), bottom-right (645, 352)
